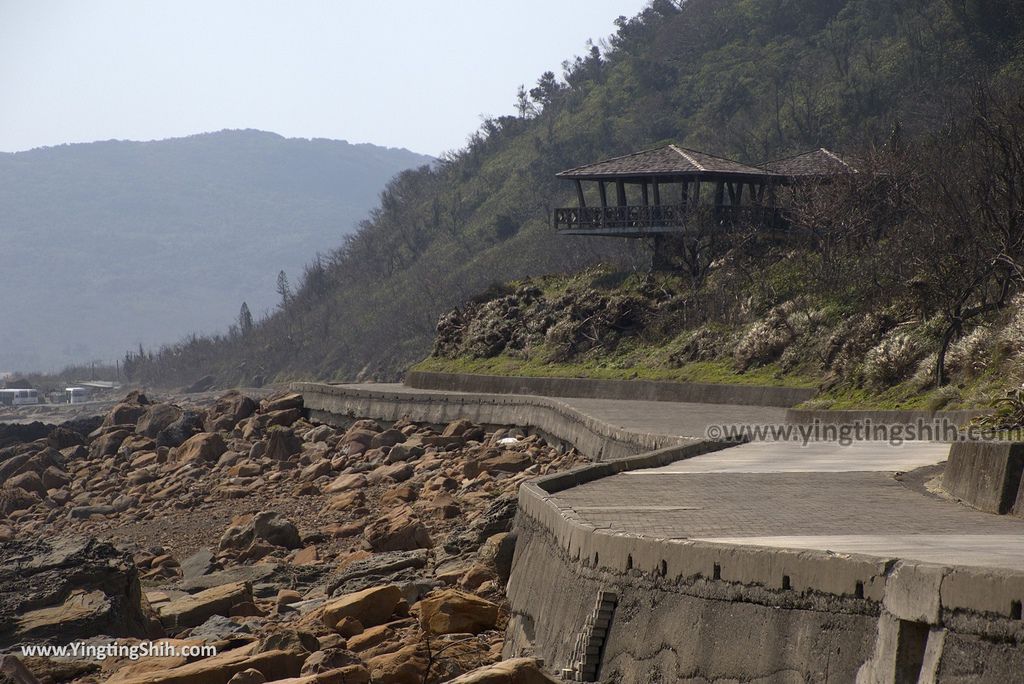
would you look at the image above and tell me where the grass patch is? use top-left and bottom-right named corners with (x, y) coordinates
top-left (413, 355), bottom-right (819, 388)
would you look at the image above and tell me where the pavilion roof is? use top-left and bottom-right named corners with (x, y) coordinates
top-left (556, 144), bottom-right (768, 179)
top-left (761, 148), bottom-right (857, 177)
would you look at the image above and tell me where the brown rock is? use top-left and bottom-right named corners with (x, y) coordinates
top-left (445, 658), bottom-right (559, 684)
top-left (416, 589), bottom-right (498, 635)
top-left (174, 433), bottom-right (227, 464)
top-left (327, 490), bottom-right (365, 511)
top-left (442, 419), bottom-right (474, 437)
top-left (265, 428), bottom-right (302, 461)
top-left (112, 647), bottom-right (303, 684)
top-left (324, 473), bottom-right (367, 494)
top-left (136, 404), bottom-right (183, 438)
top-left (103, 399), bottom-right (149, 428)
top-left (292, 546), bottom-right (319, 565)
top-left (369, 429), bottom-right (406, 449)
top-left (345, 624), bottom-right (394, 652)
top-left (362, 506), bottom-right (431, 552)
top-left (322, 585), bottom-right (402, 630)
top-left (333, 616), bottom-right (363, 638)
top-left (227, 668), bottom-right (266, 684)
top-left (480, 450), bottom-right (532, 473)
top-left (366, 644), bottom-right (428, 684)
top-left (262, 392), bottom-right (304, 413)
top-left (156, 581), bottom-right (254, 630)
top-left (8, 471), bottom-right (45, 497)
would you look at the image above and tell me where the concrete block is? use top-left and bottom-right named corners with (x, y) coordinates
top-left (883, 562), bottom-right (945, 625)
top-left (942, 441), bottom-right (1024, 514)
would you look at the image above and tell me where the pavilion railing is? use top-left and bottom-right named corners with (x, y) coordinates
top-left (553, 204), bottom-right (784, 232)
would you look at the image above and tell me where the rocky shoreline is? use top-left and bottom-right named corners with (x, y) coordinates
top-left (0, 389), bottom-right (579, 683)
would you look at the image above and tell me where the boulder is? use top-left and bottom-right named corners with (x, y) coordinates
top-left (136, 404), bottom-right (183, 439)
top-left (156, 581), bottom-right (254, 630)
top-left (300, 649), bottom-right (365, 675)
top-left (155, 411), bottom-right (205, 449)
top-left (265, 428), bottom-right (303, 461)
top-left (366, 644), bottom-right (428, 684)
top-left (175, 432), bottom-right (227, 464)
top-left (322, 585), bottom-right (403, 630)
top-left (324, 473), bottom-right (367, 494)
top-left (7, 472), bottom-right (45, 497)
top-left (416, 589), bottom-right (498, 635)
top-left (362, 506), bottom-right (431, 552)
top-left (262, 392), bottom-right (304, 413)
top-left (207, 391), bottom-right (257, 431)
top-left (445, 658), bottom-right (559, 684)
top-left (112, 647), bottom-right (303, 684)
top-left (103, 400), bottom-right (149, 429)
top-left (0, 537), bottom-right (155, 649)
top-left (219, 511), bottom-right (302, 551)
top-left (0, 487), bottom-right (39, 515)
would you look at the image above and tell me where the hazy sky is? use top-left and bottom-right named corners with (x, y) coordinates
top-left (0, 1), bottom-right (649, 156)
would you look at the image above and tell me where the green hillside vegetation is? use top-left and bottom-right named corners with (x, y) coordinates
top-left (125, 0), bottom-right (1024, 405)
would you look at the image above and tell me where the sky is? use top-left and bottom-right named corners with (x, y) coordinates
top-left (0, 0), bottom-right (650, 157)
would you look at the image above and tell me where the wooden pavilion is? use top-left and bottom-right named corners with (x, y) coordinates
top-left (552, 144), bottom-right (854, 237)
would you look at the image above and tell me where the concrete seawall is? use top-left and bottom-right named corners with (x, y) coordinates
top-left (407, 370), bottom-right (816, 407)
top-left (293, 382), bottom-right (692, 462)
top-left (296, 381), bottom-right (1024, 682)
top-left (509, 455), bottom-right (1024, 682)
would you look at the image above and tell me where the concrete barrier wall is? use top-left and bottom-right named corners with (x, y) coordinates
top-left (511, 462), bottom-right (1024, 682)
top-left (943, 441), bottom-right (1024, 515)
top-left (294, 382), bottom-right (694, 462)
top-left (785, 407), bottom-right (984, 428)
top-left (406, 370), bottom-right (816, 407)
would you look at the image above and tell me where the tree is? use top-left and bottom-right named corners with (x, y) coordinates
top-left (238, 302), bottom-right (254, 334)
top-left (276, 271), bottom-right (292, 306)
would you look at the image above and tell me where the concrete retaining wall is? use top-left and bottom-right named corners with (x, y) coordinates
top-left (406, 370), bottom-right (816, 407)
top-left (943, 441), bottom-right (1024, 515)
top-left (294, 382), bottom-right (696, 462)
top-left (510, 460), bottom-right (1024, 682)
top-left (785, 407), bottom-right (984, 428)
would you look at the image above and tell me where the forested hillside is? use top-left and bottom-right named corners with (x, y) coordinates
top-left (0, 130), bottom-right (431, 371)
top-left (126, 0), bottom-right (1024, 389)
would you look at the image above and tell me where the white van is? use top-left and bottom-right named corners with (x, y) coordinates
top-left (0, 389), bottom-right (40, 406)
top-left (65, 387), bottom-right (91, 404)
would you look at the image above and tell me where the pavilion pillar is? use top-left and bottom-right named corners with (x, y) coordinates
top-left (598, 181), bottom-right (608, 208)
top-left (574, 180), bottom-right (586, 208)
top-left (616, 180), bottom-right (627, 206)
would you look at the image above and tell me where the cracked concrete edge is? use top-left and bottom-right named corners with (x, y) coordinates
top-left (405, 370), bottom-right (816, 407)
top-left (295, 381), bottom-right (1024, 623)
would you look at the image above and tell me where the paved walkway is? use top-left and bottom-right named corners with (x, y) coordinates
top-left (337, 383), bottom-right (1024, 571)
top-left (554, 439), bottom-right (1024, 570)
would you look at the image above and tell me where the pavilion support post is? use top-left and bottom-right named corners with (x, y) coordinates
top-left (598, 181), bottom-right (608, 208)
top-left (651, 234), bottom-right (686, 272)
top-left (680, 180), bottom-right (688, 207)
top-left (574, 180), bottom-right (586, 208)
top-left (652, 179), bottom-right (661, 205)
top-left (616, 180), bottom-right (627, 206)
top-left (714, 181), bottom-right (725, 208)
top-left (641, 181), bottom-right (649, 206)
top-left (652, 235), bottom-right (673, 271)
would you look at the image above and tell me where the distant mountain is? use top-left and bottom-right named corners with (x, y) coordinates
top-left (0, 130), bottom-right (433, 371)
